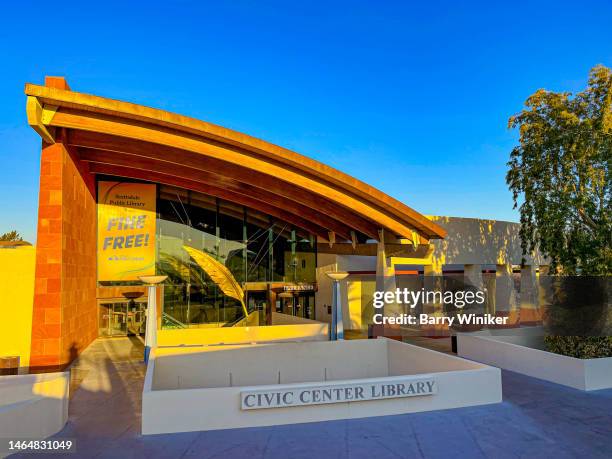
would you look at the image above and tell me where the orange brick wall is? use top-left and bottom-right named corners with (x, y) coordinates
top-left (30, 140), bottom-right (97, 371)
top-left (60, 145), bottom-right (97, 365)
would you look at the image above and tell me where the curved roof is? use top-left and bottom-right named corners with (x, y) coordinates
top-left (25, 77), bottom-right (445, 242)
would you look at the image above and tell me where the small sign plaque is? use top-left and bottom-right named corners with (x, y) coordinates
top-left (283, 283), bottom-right (316, 292)
top-left (240, 377), bottom-right (436, 410)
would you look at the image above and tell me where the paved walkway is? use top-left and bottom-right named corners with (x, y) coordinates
top-left (13, 337), bottom-right (612, 459)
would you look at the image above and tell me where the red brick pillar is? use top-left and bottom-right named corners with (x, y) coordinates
top-left (30, 140), bottom-right (97, 372)
top-left (30, 142), bottom-right (64, 371)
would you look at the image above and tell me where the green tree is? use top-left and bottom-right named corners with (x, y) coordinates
top-left (0, 230), bottom-right (23, 242)
top-left (506, 65), bottom-right (611, 275)
top-left (507, 65), bottom-right (612, 358)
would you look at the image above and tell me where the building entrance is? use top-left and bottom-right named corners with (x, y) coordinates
top-left (245, 284), bottom-right (317, 325)
top-left (277, 291), bottom-right (315, 320)
top-left (98, 298), bottom-right (146, 337)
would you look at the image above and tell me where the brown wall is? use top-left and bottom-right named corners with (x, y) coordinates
top-left (30, 140), bottom-right (98, 371)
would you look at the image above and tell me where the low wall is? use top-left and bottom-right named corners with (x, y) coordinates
top-left (152, 340), bottom-right (389, 390)
top-left (457, 333), bottom-right (612, 391)
top-left (0, 372), bottom-right (69, 445)
top-left (158, 322), bottom-right (329, 347)
top-left (232, 310), bottom-right (261, 327)
top-left (142, 339), bottom-right (501, 434)
top-left (271, 312), bottom-right (324, 325)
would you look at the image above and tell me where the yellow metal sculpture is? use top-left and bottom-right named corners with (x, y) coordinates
top-left (182, 245), bottom-right (248, 319)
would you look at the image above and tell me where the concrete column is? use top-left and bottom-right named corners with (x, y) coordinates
top-left (464, 264), bottom-right (483, 290)
top-left (423, 263), bottom-right (443, 314)
top-left (328, 273), bottom-right (348, 340)
top-left (314, 255), bottom-right (337, 324)
top-left (519, 265), bottom-right (541, 325)
top-left (494, 263), bottom-right (519, 326)
top-left (537, 265), bottom-right (551, 321)
top-left (144, 284), bottom-right (157, 363)
top-left (347, 279), bottom-right (363, 331)
top-left (339, 275), bottom-right (350, 332)
top-left (464, 264), bottom-right (485, 314)
top-left (375, 238), bottom-right (397, 313)
top-left (371, 234), bottom-right (399, 338)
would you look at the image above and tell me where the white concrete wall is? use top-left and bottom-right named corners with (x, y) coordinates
top-left (585, 358), bottom-right (612, 391)
top-left (142, 340), bottom-right (502, 434)
top-left (315, 253), bottom-right (336, 322)
top-left (386, 339), bottom-right (484, 375)
top-left (271, 312), bottom-right (323, 325)
top-left (152, 340), bottom-right (389, 390)
top-left (457, 333), bottom-right (612, 391)
top-left (428, 216), bottom-right (545, 266)
top-left (316, 217), bottom-right (546, 281)
top-left (0, 372), bottom-right (69, 443)
top-left (314, 216), bottom-right (549, 330)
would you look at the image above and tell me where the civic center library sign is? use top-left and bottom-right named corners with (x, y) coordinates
top-left (241, 377), bottom-right (437, 410)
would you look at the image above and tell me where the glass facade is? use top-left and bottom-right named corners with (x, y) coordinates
top-left (155, 185), bottom-right (317, 328)
top-left (96, 179), bottom-right (318, 329)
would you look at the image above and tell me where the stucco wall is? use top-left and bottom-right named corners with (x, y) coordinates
top-left (142, 340), bottom-right (502, 434)
top-left (0, 371), bottom-right (69, 442)
top-left (317, 217), bottom-right (545, 280)
top-left (152, 340), bottom-right (389, 390)
top-left (271, 311), bottom-right (324, 325)
top-left (428, 216), bottom-right (545, 266)
top-left (314, 216), bottom-right (546, 330)
top-left (457, 333), bottom-right (612, 391)
top-left (0, 245), bottom-right (35, 371)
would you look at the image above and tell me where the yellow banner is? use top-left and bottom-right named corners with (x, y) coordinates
top-left (97, 182), bottom-right (157, 281)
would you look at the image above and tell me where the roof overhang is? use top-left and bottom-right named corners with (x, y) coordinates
top-left (25, 77), bottom-right (446, 243)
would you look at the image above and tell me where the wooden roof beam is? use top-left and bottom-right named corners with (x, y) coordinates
top-left (69, 135), bottom-right (379, 239)
top-left (80, 148), bottom-right (355, 241)
top-left (318, 242), bottom-right (432, 258)
top-left (45, 109), bottom-right (439, 239)
top-left (24, 83), bottom-right (446, 239)
top-left (88, 162), bottom-right (333, 242)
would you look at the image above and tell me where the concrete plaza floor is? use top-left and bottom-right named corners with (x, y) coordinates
top-left (12, 337), bottom-right (612, 459)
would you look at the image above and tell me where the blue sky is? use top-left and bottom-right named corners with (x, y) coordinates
top-left (1, 1), bottom-right (611, 242)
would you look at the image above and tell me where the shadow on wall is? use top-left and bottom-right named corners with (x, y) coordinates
top-left (28, 342), bottom-right (82, 375)
top-left (0, 367), bottom-right (70, 443)
top-left (1, 337), bottom-right (147, 453)
top-left (428, 216), bottom-right (546, 266)
top-left (69, 343), bottom-right (78, 367)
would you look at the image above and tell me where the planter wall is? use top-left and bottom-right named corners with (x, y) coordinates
top-left (0, 371), bottom-right (69, 447)
top-left (142, 339), bottom-right (502, 434)
top-left (458, 333), bottom-right (612, 391)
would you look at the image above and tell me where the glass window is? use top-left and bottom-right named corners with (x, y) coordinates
top-left (96, 179), bottom-right (318, 328)
top-left (154, 185), bottom-right (317, 328)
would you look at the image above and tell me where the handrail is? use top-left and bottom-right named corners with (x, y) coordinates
top-left (161, 312), bottom-right (187, 329)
